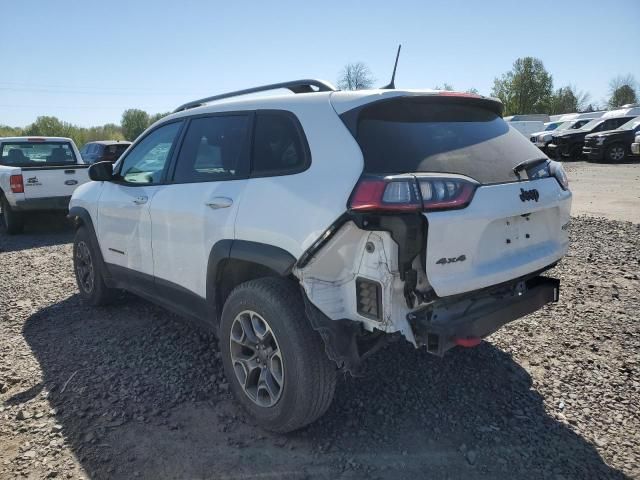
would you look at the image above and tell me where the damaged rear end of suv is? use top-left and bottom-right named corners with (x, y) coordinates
top-left (297, 91), bottom-right (571, 373)
top-left (70, 82), bottom-right (571, 433)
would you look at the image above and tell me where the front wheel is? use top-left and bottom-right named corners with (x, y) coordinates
top-left (73, 226), bottom-right (115, 305)
top-left (0, 195), bottom-right (24, 234)
top-left (219, 278), bottom-right (336, 432)
top-left (605, 143), bottom-right (626, 163)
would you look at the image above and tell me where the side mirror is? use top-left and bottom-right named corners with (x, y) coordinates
top-left (88, 161), bottom-right (114, 181)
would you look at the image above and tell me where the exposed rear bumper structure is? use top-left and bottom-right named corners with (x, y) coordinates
top-left (408, 276), bottom-right (559, 356)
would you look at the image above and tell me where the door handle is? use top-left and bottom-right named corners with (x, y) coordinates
top-left (205, 197), bottom-right (233, 209)
top-left (133, 196), bottom-right (148, 205)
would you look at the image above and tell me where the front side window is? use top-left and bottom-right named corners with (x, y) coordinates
top-left (173, 114), bottom-right (249, 183)
top-left (119, 122), bottom-right (182, 184)
top-left (0, 141), bottom-right (76, 167)
top-left (251, 112), bottom-right (308, 176)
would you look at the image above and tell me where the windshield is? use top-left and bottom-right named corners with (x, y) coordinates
top-left (618, 118), bottom-right (640, 130)
top-left (352, 98), bottom-right (544, 184)
top-left (579, 119), bottom-right (603, 131)
top-left (544, 122), bottom-right (561, 131)
top-left (0, 141), bottom-right (77, 167)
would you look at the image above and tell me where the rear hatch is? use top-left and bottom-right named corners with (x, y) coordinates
top-left (0, 140), bottom-right (89, 199)
top-left (340, 93), bottom-right (571, 297)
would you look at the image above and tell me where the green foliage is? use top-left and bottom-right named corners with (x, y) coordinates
top-left (609, 85), bottom-right (637, 108)
top-left (434, 83), bottom-right (454, 91)
top-left (548, 86), bottom-right (590, 115)
top-left (149, 112), bottom-right (171, 125)
top-left (491, 57), bottom-right (553, 116)
top-left (121, 109), bottom-right (150, 141)
top-left (607, 74), bottom-right (638, 108)
top-left (1, 109), bottom-right (167, 149)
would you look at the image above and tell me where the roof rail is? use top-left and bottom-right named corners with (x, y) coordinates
top-left (173, 79), bottom-right (337, 113)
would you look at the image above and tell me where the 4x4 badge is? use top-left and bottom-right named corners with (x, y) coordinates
top-left (519, 188), bottom-right (539, 202)
top-left (436, 254), bottom-right (466, 265)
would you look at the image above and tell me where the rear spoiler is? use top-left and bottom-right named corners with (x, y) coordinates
top-left (338, 93), bottom-right (504, 138)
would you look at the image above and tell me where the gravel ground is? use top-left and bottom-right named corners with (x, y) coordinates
top-left (1, 212), bottom-right (639, 479)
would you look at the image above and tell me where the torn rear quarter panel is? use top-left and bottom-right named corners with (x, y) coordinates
top-left (295, 221), bottom-right (418, 345)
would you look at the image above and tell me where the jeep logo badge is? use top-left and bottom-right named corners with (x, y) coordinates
top-left (519, 188), bottom-right (539, 202)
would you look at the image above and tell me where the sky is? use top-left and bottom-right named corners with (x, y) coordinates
top-left (1, 0), bottom-right (639, 128)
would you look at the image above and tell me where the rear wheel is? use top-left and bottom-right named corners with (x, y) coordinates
top-left (73, 226), bottom-right (115, 305)
top-left (220, 277), bottom-right (336, 432)
top-left (605, 143), bottom-right (626, 163)
top-left (0, 195), bottom-right (24, 235)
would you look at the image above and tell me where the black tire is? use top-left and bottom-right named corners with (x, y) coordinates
top-left (604, 143), bottom-right (626, 163)
top-left (0, 194), bottom-right (24, 235)
top-left (569, 146), bottom-right (583, 161)
top-left (219, 277), bottom-right (336, 432)
top-left (73, 226), bottom-right (115, 306)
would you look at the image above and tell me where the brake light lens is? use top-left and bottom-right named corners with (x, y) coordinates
top-left (10, 175), bottom-right (24, 193)
top-left (349, 175), bottom-right (477, 213)
top-left (418, 178), bottom-right (476, 211)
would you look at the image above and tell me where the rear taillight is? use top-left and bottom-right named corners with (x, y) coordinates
top-left (349, 175), bottom-right (477, 213)
top-left (10, 175), bottom-right (24, 193)
top-left (417, 177), bottom-right (476, 211)
top-left (349, 177), bottom-right (422, 212)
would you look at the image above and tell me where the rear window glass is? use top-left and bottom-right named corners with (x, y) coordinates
top-left (105, 144), bottom-right (129, 156)
top-left (0, 142), bottom-right (76, 167)
top-left (251, 112), bottom-right (309, 176)
top-left (352, 99), bottom-right (546, 184)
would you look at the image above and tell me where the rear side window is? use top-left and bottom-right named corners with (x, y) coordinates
top-left (251, 112), bottom-right (309, 176)
top-left (0, 141), bottom-right (76, 167)
top-left (351, 98), bottom-right (546, 184)
top-left (173, 114), bottom-right (250, 183)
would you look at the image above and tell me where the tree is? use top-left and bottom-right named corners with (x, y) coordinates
top-left (121, 109), bottom-right (150, 141)
top-left (548, 85), bottom-right (590, 115)
top-left (466, 87), bottom-right (479, 95)
top-left (434, 83), bottom-right (454, 91)
top-left (337, 62), bottom-right (375, 90)
top-left (491, 57), bottom-right (553, 115)
top-left (608, 75), bottom-right (638, 108)
top-left (149, 112), bottom-right (171, 125)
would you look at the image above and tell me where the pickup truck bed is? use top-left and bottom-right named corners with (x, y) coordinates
top-left (0, 136), bottom-right (90, 233)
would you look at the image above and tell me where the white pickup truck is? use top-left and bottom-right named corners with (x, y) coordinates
top-left (0, 137), bottom-right (90, 234)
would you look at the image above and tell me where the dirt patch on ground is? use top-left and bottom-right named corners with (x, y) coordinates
top-left (1, 201), bottom-right (639, 479)
top-left (564, 160), bottom-right (640, 223)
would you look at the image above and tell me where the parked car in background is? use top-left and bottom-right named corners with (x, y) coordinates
top-left (631, 132), bottom-right (640, 157)
top-left (530, 112), bottom-right (605, 153)
top-left (0, 137), bottom-right (89, 233)
top-left (80, 140), bottom-right (131, 164)
top-left (548, 107), bottom-right (640, 160)
top-left (68, 80), bottom-right (571, 432)
top-left (583, 117), bottom-right (640, 162)
top-left (507, 120), bottom-right (545, 137)
top-left (504, 114), bottom-right (550, 122)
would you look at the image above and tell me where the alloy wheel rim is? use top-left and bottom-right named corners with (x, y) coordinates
top-left (229, 310), bottom-right (284, 408)
top-left (610, 147), bottom-right (624, 161)
top-left (75, 241), bottom-right (94, 293)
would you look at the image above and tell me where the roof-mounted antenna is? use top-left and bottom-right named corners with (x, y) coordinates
top-left (381, 44), bottom-right (402, 89)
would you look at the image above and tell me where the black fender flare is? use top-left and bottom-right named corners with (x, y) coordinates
top-left (67, 206), bottom-right (113, 285)
top-left (206, 239), bottom-right (297, 316)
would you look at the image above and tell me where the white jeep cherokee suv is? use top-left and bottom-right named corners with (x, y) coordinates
top-left (69, 80), bottom-right (572, 432)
